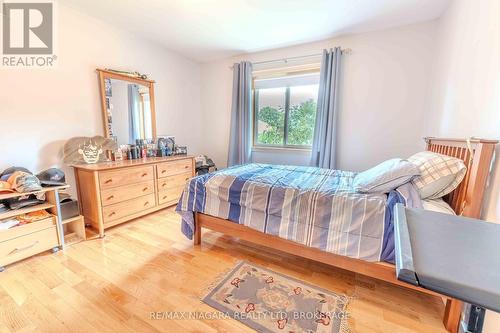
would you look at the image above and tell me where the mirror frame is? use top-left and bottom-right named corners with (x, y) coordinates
top-left (97, 68), bottom-right (157, 142)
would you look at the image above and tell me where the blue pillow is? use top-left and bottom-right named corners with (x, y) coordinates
top-left (353, 158), bottom-right (420, 193)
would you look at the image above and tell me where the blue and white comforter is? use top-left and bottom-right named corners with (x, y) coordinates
top-left (176, 164), bottom-right (421, 262)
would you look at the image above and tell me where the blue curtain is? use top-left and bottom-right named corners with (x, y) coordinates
top-left (227, 61), bottom-right (253, 166)
top-left (310, 48), bottom-right (342, 169)
top-left (128, 84), bottom-right (141, 143)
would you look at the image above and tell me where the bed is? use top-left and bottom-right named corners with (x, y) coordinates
top-left (177, 163), bottom-right (421, 263)
top-left (176, 137), bottom-right (497, 332)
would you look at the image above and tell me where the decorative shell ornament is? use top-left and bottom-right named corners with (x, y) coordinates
top-left (78, 141), bottom-right (103, 164)
top-left (63, 136), bottom-right (117, 165)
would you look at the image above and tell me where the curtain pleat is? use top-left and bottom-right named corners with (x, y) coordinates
top-left (310, 47), bottom-right (342, 169)
top-left (227, 61), bottom-right (253, 166)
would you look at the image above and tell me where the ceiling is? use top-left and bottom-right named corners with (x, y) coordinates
top-left (64, 0), bottom-right (450, 62)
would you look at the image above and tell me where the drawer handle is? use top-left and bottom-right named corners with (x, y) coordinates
top-left (107, 195), bottom-right (114, 200)
top-left (185, 177), bottom-right (190, 181)
top-left (142, 187), bottom-right (148, 192)
top-left (141, 173), bottom-right (148, 177)
top-left (105, 179), bottom-right (113, 184)
top-left (109, 212), bottom-right (116, 217)
top-left (8, 241), bottom-right (39, 255)
top-left (161, 170), bottom-right (166, 174)
top-left (144, 201), bottom-right (150, 206)
top-left (184, 165), bottom-right (189, 169)
top-left (162, 195), bottom-right (168, 200)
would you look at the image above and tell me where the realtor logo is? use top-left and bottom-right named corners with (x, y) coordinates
top-left (1, 1), bottom-right (56, 67)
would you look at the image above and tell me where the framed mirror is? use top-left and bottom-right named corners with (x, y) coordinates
top-left (97, 69), bottom-right (157, 145)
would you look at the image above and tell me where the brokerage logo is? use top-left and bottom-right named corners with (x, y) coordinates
top-left (2, 1), bottom-right (56, 67)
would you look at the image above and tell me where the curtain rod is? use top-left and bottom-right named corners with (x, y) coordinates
top-left (229, 48), bottom-right (352, 69)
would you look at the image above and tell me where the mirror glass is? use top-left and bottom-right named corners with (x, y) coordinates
top-left (104, 78), bottom-right (153, 144)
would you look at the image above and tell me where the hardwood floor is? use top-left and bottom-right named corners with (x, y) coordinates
top-left (0, 208), bottom-right (448, 333)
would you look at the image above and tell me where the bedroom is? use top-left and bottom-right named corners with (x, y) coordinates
top-left (0, 0), bottom-right (499, 332)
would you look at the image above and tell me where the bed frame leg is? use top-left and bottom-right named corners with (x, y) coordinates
top-left (194, 214), bottom-right (201, 245)
top-left (443, 298), bottom-right (462, 333)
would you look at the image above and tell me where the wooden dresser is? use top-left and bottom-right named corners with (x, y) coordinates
top-left (72, 156), bottom-right (194, 237)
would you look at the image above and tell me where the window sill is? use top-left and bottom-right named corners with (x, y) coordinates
top-left (252, 146), bottom-right (312, 153)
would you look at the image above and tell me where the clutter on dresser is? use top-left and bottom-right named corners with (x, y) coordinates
top-left (174, 145), bottom-right (188, 155)
top-left (157, 136), bottom-right (175, 156)
top-left (109, 139), bottom-right (163, 161)
top-left (63, 135), bottom-right (117, 164)
top-left (103, 137), bottom-right (189, 161)
top-left (195, 155), bottom-right (217, 175)
top-left (157, 135), bottom-right (188, 156)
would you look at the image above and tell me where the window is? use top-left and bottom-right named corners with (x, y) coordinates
top-left (253, 72), bottom-right (319, 149)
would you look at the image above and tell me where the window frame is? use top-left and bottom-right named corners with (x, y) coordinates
top-left (252, 67), bottom-right (320, 151)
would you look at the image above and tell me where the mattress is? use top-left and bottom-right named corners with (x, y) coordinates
top-left (176, 163), bottom-right (422, 262)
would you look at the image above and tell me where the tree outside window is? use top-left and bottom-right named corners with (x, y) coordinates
top-left (254, 79), bottom-right (319, 148)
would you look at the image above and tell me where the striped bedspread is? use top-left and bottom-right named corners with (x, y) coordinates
top-left (176, 164), bottom-right (420, 262)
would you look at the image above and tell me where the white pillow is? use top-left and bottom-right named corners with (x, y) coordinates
top-left (353, 158), bottom-right (420, 193)
top-left (408, 151), bottom-right (466, 199)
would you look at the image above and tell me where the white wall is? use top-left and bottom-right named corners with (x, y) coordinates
top-left (425, 0), bottom-right (500, 331)
top-left (0, 4), bottom-right (202, 193)
top-left (200, 21), bottom-right (437, 171)
top-left (426, 0), bottom-right (500, 223)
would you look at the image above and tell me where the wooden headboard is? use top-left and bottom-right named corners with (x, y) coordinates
top-left (425, 137), bottom-right (498, 218)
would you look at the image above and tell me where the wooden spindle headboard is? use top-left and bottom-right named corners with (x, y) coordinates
top-left (424, 137), bottom-right (498, 218)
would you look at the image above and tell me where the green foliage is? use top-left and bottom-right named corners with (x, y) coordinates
top-left (288, 99), bottom-right (317, 145)
top-left (257, 99), bottom-right (317, 146)
top-left (257, 106), bottom-right (284, 145)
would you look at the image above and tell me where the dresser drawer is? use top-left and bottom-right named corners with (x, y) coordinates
top-left (100, 180), bottom-right (154, 206)
top-left (99, 166), bottom-right (154, 189)
top-left (102, 194), bottom-right (155, 224)
top-left (157, 172), bottom-right (192, 191)
top-left (157, 159), bottom-right (192, 178)
top-left (0, 226), bottom-right (58, 267)
top-left (158, 186), bottom-right (184, 206)
top-left (0, 216), bottom-right (56, 243)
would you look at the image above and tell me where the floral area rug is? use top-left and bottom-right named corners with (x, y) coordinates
top-left (202, 261), bottom-right (350, 333)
